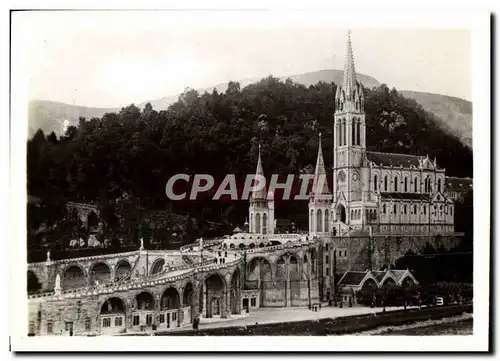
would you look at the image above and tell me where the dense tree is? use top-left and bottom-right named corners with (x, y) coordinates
top-left (27, 78), bottom-right (473, 246)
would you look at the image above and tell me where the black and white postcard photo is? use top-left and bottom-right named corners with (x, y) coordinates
top-left (8, 8), bottom-right (490, 352)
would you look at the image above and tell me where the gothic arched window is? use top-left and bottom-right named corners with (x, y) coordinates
top-left (356, 121), bottom-right (361, 145)
top-left (394, 176), bottom-right (399, 192)
top-left (374, 175), bottom-right (378, 191)
top-left (324, 209), bottom-right (329, 232)
top-left (414, 177), bottom-right (418, 192)
top-left (343, 120), bottom-right (347, 147)
top-left (404, 177), bottom-right (408, 192)
top-left (384, 175), bottom-right (388, 191)
top-left (316, 209), bottom-right (322, 233)
top-left (351, 121), bottom-right (355, 146)
top-left (382, 204), bottom-right (386, 214)
top-left (438, 178), bottom-right (442, 193)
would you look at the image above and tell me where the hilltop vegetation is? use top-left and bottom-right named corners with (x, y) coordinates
top-left (27, 77), bottom-right (473, 244)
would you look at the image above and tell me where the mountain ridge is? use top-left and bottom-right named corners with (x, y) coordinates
top-left (27, 69), bottom-right (472, 148)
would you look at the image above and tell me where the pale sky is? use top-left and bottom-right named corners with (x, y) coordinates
top-left (15, 11), bottom-right (472, 108)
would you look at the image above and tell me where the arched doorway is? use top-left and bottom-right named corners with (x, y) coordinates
top-left (211, 298), bottom-right (221, 316)
top-left (151, 258), bottom-right (165, 275)
top-left (62, 265), bottom-right (86, 289)
top-left (247, 257), bottom-right (272, 307)
top-left (100, 297), bottom-right (126, 334)
top-left (135, 292), bottom-right (155, 310)
top-left (89, 262), bottom-right (111, 285)
top-left (160, 287), bottom-right (181, 328)
top-left (160, 287), bottom-right (180, 310)
top-left (337, 204), bottom-right (346, 223)
top-left (202, 274), bottom-right (226, 318)
top-left (27, 271), bottom-right (41, 293)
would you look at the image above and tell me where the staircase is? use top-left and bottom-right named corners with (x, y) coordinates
top-left (336, 221), bottom-right (351, 236)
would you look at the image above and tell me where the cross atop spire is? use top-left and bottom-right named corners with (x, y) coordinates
top-left (342, 30), bottom-right (357, 99)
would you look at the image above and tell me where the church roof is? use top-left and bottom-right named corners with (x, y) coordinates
top-left (445, 176), bottom-right (473, 191)
top-left (338, 271), bottom-right (368, 286)
top-left (380, 192), bottom-right (430, 201)
top-left (251, 144), bottom-right (267, 200)
top-left (342, 30), bottom-right (358, 97)
top-left (366, 151), bottom-right (423, 168)
top-left (310, 133), bottom-right (331, 199)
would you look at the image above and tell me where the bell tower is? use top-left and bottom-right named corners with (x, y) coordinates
top-left (248, 144), bottom-right (275, 235)
top-left (332, 31), bottom-right (366, 226)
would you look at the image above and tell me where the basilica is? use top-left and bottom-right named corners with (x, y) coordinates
top-left (250, 32), bottom-right (456, 238)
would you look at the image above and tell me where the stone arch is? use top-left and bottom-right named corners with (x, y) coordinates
top-left (100, 296), bottom-right (126, 314)
top-left (115, 259), bottom-right (132, 280)
top-left (62, 264), bottom-right (87, 289)
top-left (151, 258), bottom-right (166, 275)
top-left (160, 287), bottom-right (180, 310)
top-left (275, 255), bottom-right (286, 280)
top-left (201, 273), bottom-right (227, 318)
top-left (27, 270), bottom-right (42, 293)
top-left (288, 255), bottom-right (300, 281)
top-left (247, 256), bottom-right (272, 281)
top-left (134, 291), bottom-right (155, 310)
top-left (89, 262), bottom-right (112, 285)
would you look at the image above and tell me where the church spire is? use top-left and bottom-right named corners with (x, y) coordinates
top-left (251, 143), bottom-right (267, 200)
top-left (342, 30), bottom-right (358, 100)
top-left (311, 132), bottom-right (330, 198)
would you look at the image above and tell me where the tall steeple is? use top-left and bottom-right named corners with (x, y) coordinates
top-left (251, 144), bottom-right (267, 200)
top-left (309, 132), bottom-right (332, 236)
top-left (342, 30), bottom-right (357, 99)
top-left (311, 132), bottom-right (331, 198)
